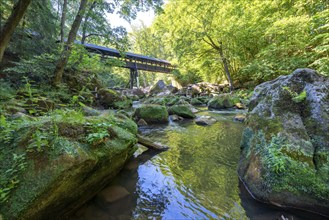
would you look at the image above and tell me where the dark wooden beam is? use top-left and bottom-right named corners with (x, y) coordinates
top-left (124, 61), bottom-right (173, 73)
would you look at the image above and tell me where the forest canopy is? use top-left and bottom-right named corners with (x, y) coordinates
top-left (0, 0), bottom-right (328, 88)
top-left (132, 0), bottom-right (329, 87)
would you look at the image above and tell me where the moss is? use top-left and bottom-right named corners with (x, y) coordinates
top-left (190, 98), bottom-right (204, 106)
top-left (208, 94), bottom-right (240, 110)
top-left (167, 97), bottom-right (180, 106)
top-left (113, 99), bottom-right (132, 109)
top-left (168, 105), bottom-right (196, 118)
top-left (133, 104), bottom-right (168, 124)
top-left (110, 116), bottom-right (138, 135)
top-left (0, 110), bottom-right (138, 219)
top-left (272, 157), bottom-right (329, 201)
top-left (246, 116), bottom-right (283, 140)
top-left (246, 132), bottom-right (329, 203)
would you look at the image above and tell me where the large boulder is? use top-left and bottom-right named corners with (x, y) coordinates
top-left (0, 111), bottom-right (137, 219)
top-left (238, 68), bottom-right (329, 216)
top-left (187, 84), bottom-right (202, 97)
top-left (133, 104), bottom-right (168, 124)
top-left (149, 80), bottom-right (167, 95)
top-left (208, 94), bottom-right (240, 110)
top-left (168, 104), bottom-right (196, 119)
top-left (97, 88), bottom-right (132, 109)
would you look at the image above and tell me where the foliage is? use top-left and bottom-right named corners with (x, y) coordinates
top-left (282, 86), bottom-right (307, 103)
top-left (263, 136), bottom-right (286, 174)
top-left (5, 52), bottom-right (59, 83)
top-left (132, 0), bottom-right (329, 86)
top-left (27, 129), bottom-right (50, 152)
top-left (85, 122), bottom-right (111, 145)
top-left (0, 80), bottom-right (16, 101)
top-left (0, 153), bottom-right (27, 203)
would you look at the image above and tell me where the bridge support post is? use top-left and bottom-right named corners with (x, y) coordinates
top-left (136, 70), bottom-right (140, 89)
top-left (130, 69), bottom-right (134, 89)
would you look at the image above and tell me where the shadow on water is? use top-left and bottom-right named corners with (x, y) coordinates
top-left (72, 110), bottom-right (329, 220)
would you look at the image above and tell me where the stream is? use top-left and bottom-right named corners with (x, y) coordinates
top-left (72, 109), bottom-right (328, 220)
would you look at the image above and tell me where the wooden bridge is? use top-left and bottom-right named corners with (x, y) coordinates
top-left (81, 42), bottom-right (174, 88)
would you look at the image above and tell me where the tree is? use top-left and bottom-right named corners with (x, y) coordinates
top-left (60, 0), bottom-right (68, 43)
top-left (140, 0), bottom-right (328, 87)
top-left (0, 0), bottom-right (32, 62)
top-left (53, 0), bottom-right (89, 86)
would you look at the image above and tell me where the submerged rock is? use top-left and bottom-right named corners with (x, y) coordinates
top-left (97, 185), bottom-right (130, 203)
top-left (238, 68), bottom-right (329, 216)
top-left (133, 104), bottom-right (168, 124)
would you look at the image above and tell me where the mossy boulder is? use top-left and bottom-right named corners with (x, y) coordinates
top-left (191, 97), bottom-right (209, 106)
top-left (208, 94), bottom-right (240, 110)
top-left (97, 89), bottom-right (131, 109)
top-left (190, 98), bottom-right (204, 106)
top-left (238, 69), bottom-right (329, 216)
top-left (0, 111), bottom-right (137, 219)
top-left (133, 104), bottom-right (168, 124)
top-left (113, 99), bottom-right (132, 109)
top-left (168, 105), bottom-right (196, 119)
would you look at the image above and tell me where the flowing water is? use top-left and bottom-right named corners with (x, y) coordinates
top-left (72, 110), bottom-right (328, 220)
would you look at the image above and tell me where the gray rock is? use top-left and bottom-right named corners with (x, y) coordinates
top-left (169, 114), bottom-right (184, 121)
top-left (137, 118), bottom-right (148, 126)
top-left (238, 68), bottom-right (329, 216)
top-left (195, 116), bottom-right (217, 126)
top-left (233, 114), bottom-right (246, 123)
top-left (82, 106), bottom-right (101, 116)
top-left (149, 80), bottom-right (167, 95)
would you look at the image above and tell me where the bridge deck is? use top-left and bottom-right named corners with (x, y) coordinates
top-left (82, 43), bottom-right (174, 73)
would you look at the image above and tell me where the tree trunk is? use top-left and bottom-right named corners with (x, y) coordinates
top-left (60, 0), bottom-right (68, 43)
top-left (81, 1), bottom-right (97, 45)
top-left (53, 0), bottom-right (89, 86)
top-left (218, 42), bottom-right (234, 92)
top-left (0, 0), bottom-right (32, 63)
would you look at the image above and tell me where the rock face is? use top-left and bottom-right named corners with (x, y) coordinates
top-left (133, 104), bottom-right (169, 124)
top-left (238, 68), bottom-right (329, 216)
top-left (0, 112), bottom-right (138, 219)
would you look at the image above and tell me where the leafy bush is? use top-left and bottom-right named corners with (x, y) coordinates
top-left (5, 52), bottom-right (59, 83)
top-left (0, 80), bottom-right (16, 101)
top-left (0, 153), bottom-right (27, 203)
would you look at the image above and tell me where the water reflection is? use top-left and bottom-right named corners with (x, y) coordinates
top-left (72, 111), bottom-right (326, 220)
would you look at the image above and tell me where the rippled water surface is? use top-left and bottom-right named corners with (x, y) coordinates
top-left (73, 110), bottom-right (328, 220)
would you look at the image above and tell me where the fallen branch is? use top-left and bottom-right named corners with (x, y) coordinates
top-left (137, 134), bottom-right (169, 151)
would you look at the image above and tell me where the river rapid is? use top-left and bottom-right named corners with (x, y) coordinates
top-left (72, 109), bottom-right (328, 220)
